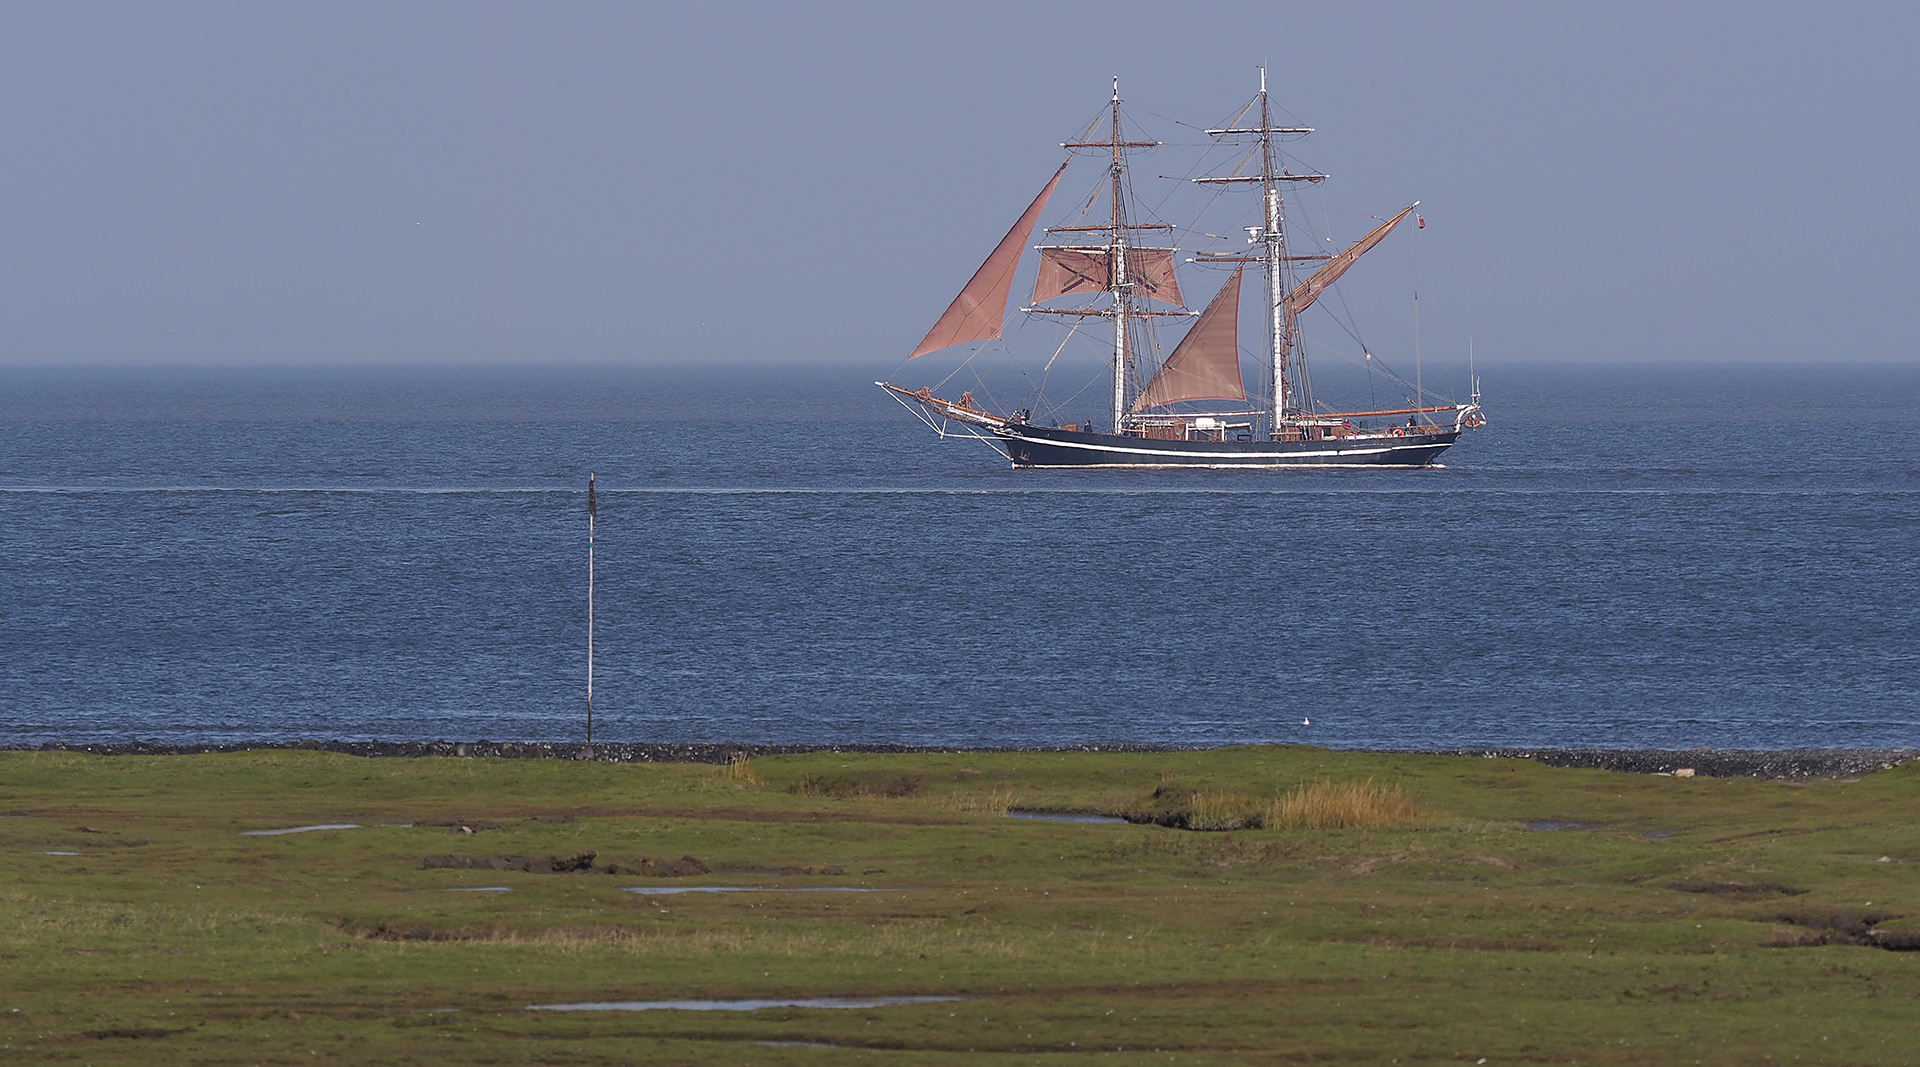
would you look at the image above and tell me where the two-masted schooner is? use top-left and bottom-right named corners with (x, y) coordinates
top-left (881, 73), bottom-right (1483, 468)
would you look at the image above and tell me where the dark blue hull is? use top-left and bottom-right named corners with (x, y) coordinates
top-left (995, 424), bottom-right (1459, 468)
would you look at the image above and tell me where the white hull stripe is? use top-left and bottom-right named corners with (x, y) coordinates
top-left (998, 431), bottom-right (1444, 462)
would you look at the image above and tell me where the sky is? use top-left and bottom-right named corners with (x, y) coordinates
top-left (0, 1), bottom-right (1915, 368)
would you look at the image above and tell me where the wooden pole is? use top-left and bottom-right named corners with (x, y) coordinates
top-left (587, 473), bottom-right (595, 744)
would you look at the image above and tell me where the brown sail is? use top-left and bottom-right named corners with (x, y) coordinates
top-left (1284, 205), bottom-right (1415, 320)
top-left (1134, 267), bottom-right (1245, 410)
top-left (1132, 248), bottom-right (1183, 306)
top-left (1031, 247), bottom-right (1183, 306)
top-left (910, 161), bottom-right (1070, 359)
top-left (1031, 248), bottom-right (1108, 302)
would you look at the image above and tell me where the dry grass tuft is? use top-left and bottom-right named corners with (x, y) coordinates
top-left (722, 755), bottom-right (764, 785)
top-left (1186, 790), bottom-right (1266, 831)
top-left (946, 786), bottom-right (1016, 816)
top-left (1268, 779), bottom-right (1419, 830)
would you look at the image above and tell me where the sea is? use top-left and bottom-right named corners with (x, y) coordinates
top-left (1, 362), bottom-right (1915, 750)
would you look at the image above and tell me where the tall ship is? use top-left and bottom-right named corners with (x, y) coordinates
top-left (881, 73), bottom-right (1484, 469)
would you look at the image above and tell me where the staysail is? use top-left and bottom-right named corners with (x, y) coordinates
top-left (1285, 205), bottom-right (1416, 321)
top-left (910, 161), bottom-right (1070, 359)
top-left (1031, 247), bottom-right (1183, 306)
top-left (1134, 266), bottom-right (1245, 410)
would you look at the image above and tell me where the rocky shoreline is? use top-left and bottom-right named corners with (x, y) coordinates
top-left (4, 739), bottom-right (1913, 778)
top-left (1417, 747), bottom-right (1915, 779)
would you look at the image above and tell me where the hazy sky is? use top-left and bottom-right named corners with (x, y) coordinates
top-left (1, 2), bottom-right (1915, 367)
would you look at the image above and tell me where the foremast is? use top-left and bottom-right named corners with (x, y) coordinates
top-left (1044, 79), bottom-right (1167, 435)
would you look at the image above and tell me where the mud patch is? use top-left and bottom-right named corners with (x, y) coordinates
top-left (1008, 812), bottom-right (1127, 824)
top-left (528, 996), bottom-right (960, 1012)
top-left (1767, 909), bottom-right (1914, 949)
top-left (1666, 878), bottom-right (1807, 900)
top-left (414, 814), bottom-right (575, 832)
top-left (368, 922), bottom-right (477, 941)
top-left (613, 856), bottom-right (714, 877)
top-left (623, 885), bottom-right (882, 895)
top-left (86, 1026), bottom-right (194, 1039)
top-left (422, 852), bottom-right (711, 876)
top-left (716, 865), bottom-right (847, 876)
top-left (415, 818), bottom-right (504, 833)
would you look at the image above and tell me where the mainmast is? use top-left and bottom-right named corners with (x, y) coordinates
top-left (1197, 69), bottom-right (1321, 439)
top-left (1258, 69), bottom-right (1289, 432)
top-left (1107, 79), bottom-right (1130, 434)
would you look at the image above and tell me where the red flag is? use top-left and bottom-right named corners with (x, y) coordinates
top-left (1417, 215), bottom-right (1425, 229)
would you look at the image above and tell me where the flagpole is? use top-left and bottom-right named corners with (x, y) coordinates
top-left (586, 473), bottom-right (595, 744)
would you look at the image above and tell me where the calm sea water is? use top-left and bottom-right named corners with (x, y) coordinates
top-left (1, 362), bottom-right (1915, 749)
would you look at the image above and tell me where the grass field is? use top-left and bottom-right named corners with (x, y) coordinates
top-left (1, 746), bottom-right (1915, 1065)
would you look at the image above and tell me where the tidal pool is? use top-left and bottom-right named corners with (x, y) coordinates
top-left (241, 823), bottom-right (361, 836)
top-left (1008, 812), bottom-right (1128, 824)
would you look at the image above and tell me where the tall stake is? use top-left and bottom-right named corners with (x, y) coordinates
top-left (586, 473), bottom-right (596, 743)
top-left (1108, 77), bottom-right (1129, 435)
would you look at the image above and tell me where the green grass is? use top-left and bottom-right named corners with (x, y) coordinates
top-left (0, 746), bottom-right (1916, 1064)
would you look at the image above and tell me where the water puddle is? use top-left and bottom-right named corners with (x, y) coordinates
top-left (622, 886), bottom-right (883, 896)
top-left (242, 823), bottom-right (361, 836)
top-left (528, 996), bottom-right (961, 1012)
top-left (1525, 821), bottom-right (1602, 832)
top-left (1008, 812), bottom-right (1127, 824)
top-left (447, 886), bottom-right (513, 893)
top-left (40, 851), bottom-right (82, 856)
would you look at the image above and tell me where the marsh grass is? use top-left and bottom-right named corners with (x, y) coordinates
top-left (787, 769), bottom-right (921, 799)
top-left (6, 748), bottom-right (1920, 1065)
top-left (1185, 790), bottom-right (1266, 830)
top-left (1269, 778), bottom-right (1420, 829)
top-left (357, 918), bottom-right (1047, 960)
top-left (944, 786), bottom-right (1016, 815)
top-left (722, 755), bottom-right (764, 785)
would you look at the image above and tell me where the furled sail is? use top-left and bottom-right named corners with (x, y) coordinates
top-left (1284, 205), bottom-right (1416, 320)
top-left (910, 161), bottom-right (1070, 359)
top-left (1031, 247), bottom-right (1183, 306)
top-left (1134, 266), bottom-right (1245, 410)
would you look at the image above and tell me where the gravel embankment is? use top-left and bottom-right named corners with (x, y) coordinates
top-left (1416, 747), bottom-right (1915, 779)
top-left (5, 740), bottom-right (1913, 778)
top-left (3, 740), bottom-right (1184, 763)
